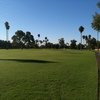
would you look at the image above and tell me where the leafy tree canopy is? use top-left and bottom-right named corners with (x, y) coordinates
top-left (91, 13), bottom-right (100, 32)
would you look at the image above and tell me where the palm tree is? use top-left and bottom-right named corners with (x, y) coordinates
top-left (79, 26), bottom-right (84, 44)
top-left (38, 34), bottom-right (40, 38)
top-left (44, 37), bottom-right (49, 47)
top-left (5, 21), bottom-right (10, 42)
top-left (79, 26), bottom-right (84, 49)
top-left (37, 34), bottom-right (40, 46)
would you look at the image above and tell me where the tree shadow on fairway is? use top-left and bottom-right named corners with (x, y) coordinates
top-left (0, 59), bottom-right (56, 63)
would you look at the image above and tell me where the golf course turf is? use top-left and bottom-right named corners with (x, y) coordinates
top-left (0, 49), bottom-right (97, 100)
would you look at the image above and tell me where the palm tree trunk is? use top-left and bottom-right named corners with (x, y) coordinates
top-left (80, 33), bottom-right (82, 49)
top-left (38, 37), bottom-right (40, 47)
top-left (6, 29), bottom-right (8, 42)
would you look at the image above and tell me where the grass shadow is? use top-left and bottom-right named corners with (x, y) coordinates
top-left (0, 59), bottom-right (56, 63)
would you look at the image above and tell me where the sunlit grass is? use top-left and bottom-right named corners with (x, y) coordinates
top-left (0, 49), bottom-right (97, 100)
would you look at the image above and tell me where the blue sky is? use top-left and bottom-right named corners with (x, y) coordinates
top-left (0, 0), bottom-right (99, 43)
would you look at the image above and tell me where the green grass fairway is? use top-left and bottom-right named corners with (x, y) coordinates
top-left (0, 49), bottom-right (97, 100)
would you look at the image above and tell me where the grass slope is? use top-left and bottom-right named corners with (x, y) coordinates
top-left (0, 49), bottom-right (97, 100)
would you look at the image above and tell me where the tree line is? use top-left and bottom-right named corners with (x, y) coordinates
top-left (0, 28), bottom-right (97, 50)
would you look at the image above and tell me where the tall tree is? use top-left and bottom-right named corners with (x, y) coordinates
top-left (70, 39), bottom-right (77, 49)
top-left (37, 34), bottom-right (40, 46)
top-left (23, 31), bottom-right (35, 48)
top-left (5, 21), bottom-right (10, 42)
top-left (83, 35), bottom-right (96, 50)
top-left (14, 30), bottom-right (25, 48)
top-left (12, 30), bottom-right (35, 48)
top-left (91, 13), bottom-right (100, 49)
top-left (58, 38), bottom-right (65, 48)
top-left (79, 26), bottom-right (84, 44)
top-left (12, 35), bottom-right (18, 48)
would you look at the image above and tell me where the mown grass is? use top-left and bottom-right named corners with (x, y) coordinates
top-left (0, 49), bottom-right (97, 100)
